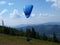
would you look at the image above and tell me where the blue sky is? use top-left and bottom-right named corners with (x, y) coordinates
top-left (0, 0), bottom-right (60, 27)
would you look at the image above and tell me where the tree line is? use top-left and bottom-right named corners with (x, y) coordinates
top-left (0, 26), bottom-right (60, 43)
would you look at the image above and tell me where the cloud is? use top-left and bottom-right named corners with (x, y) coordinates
top-left (46, 0), bottom-right (60, 8)
top-left (8, 2), bottom-right (14, 6)
top-left (2, 12), bottom-right (60, 27)
top-left (21, 12), bottom-right (35, 18)
top-left (10, 9), bottom-right (20, 18)
top-left (39, 13), bottom-right (49, 16)
top-left (0, 9), bottom-right (7, 20)
top-left (0, 15), bottom-right (3, 20)
top-left (31, 13), bottom-right (35, 17)
top-left (0, 1), bottom-right (14, 6)
top-left (0, 1), bottom-right (6, 5)
top-left (0, 9), bottom-right (8, 15)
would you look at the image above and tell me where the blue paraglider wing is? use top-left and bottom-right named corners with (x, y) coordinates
top-left (23, 5), bottom-right (33, 18)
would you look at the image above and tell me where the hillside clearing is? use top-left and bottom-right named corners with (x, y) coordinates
top-left (0, 34), bottom-right (60, 45)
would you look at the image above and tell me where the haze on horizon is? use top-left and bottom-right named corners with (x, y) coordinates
top-left (0, 0), bottom-right (60, 27)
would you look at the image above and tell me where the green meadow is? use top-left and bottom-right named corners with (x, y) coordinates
top-left (0, 34), bottom-right (60, 45)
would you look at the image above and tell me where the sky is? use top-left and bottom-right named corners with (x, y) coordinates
top-left (0, 0), bottom-right (60, 27)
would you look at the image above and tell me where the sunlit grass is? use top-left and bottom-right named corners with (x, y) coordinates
top-left (0, 34), bottom-right (60, 45)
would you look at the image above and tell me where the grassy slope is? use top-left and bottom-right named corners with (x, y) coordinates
top-left (0, 34), bottom-right (60, 45)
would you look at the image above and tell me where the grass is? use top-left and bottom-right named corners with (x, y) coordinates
top-left (0, 34), bottom-right (60, 45)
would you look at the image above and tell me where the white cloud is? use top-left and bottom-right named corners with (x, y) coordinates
top-left (2, 12), bottom-right (60, 27)
top-left (21, 12), bottom-right (36, 18)
top-left (0, 15), bottom-right (3, 20)
top-left (22, 12), bottom-right (25, 15)
top-left (0, 1), bottom-right (14, 6)
top-left (0, 1), bottom-right (6, 5)
top-left (8, 2), bottom-right (14, 6)
top-left (39, 13), bottom-right (49, 16)
top-left (0, 9), bottom-right (8, 15)
top-left (46, 0), bottom-right (60, 8)
top-left (31, 13), bottom-right (35, 17)
top-left (10, 9), bottom-right (20, 18)
top-left (0, 9), bottom-right (7, 20)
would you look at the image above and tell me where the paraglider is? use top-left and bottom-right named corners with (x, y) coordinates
top-left (23, 5), bottom-right (33, 18)
top-left (23, 4), bottom-right (33, 42)
top-left (26, 35), bottom-right (31, 42)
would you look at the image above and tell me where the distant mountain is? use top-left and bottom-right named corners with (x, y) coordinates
top-left (15, 22), bottom-right (60, 28)
top-left (15, 22), bottom-right (60, 36)
top-left (43, 22), bottom-right (60, 25)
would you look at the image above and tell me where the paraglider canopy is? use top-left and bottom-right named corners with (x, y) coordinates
top-left (23, 4), bottom-right (33, 18)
